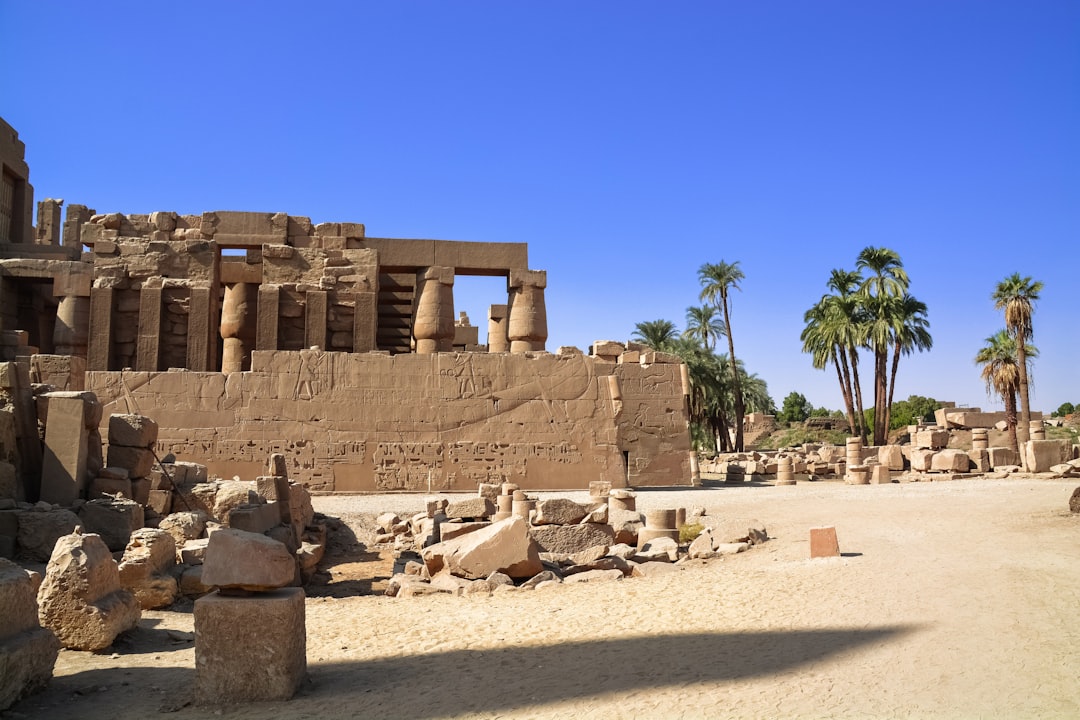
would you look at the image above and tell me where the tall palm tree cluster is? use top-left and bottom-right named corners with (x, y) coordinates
top-left (632, 260), bottom-right (772, 454)
top-left (977, 273), bottom-right (1043, 453)
top-left (800, 247), bottom-right (932, 445)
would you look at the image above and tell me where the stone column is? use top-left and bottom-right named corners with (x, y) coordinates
top-left (52, 294), bottom-right (90, 357)
top-left (487, 304), bottom-right (508, 352)
top-left (845, 436), bottom-right (863, 483)
top-left (1030, 420), bottom-right (1046, 441)
top-left (412, 267), bottom-right (454, 355)
top-left (221, 283), bottom-right (253, 374)
top-left (971, 428), bottom-right (989, 451)
top-left (507, 270), bottom-right (547, 353)
top-left (776, 455), bottom-right (795, 485)
top-left (136, 286), bottom-right (162, 372)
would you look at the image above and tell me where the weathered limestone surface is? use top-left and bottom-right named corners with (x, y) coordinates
top-left (87, 350), bottom-right (692, 491)
top-left (422, 516), bottom-right (542, 579)
top-left (530, 523), bottom-right (616, 555)
top-left (1023, 439), bottom-right (1072, 473)
top-left (117, 528), bottom-right (177, 610)
top-left (16, 508), bottom-right (80, 562)
top-left (200, 528), bottom-right (295, 592)
top-left (37, 531), bottom-right (141, 651)
top-left (0, 558), bottom-right (60, 711)
top-left (194, 588), bottom-right (306, 704)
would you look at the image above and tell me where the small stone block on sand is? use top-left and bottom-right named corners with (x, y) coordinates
top-left (809, 526), bottom-right (840, 558)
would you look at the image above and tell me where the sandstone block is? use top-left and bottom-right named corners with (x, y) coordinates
top-left (532, 498), bottom-right (587, 525)
top-left (194, 589), bottom-right (306, 704)
top-left (878, 445), bottom-right (905, 471)
top-left (422, 516), bottom-right (542, 580)
top-left (987, 446), bottom-right (1018, 469)
top-left (37, 531), bottom-right (141, 651)
top-left (180, 565), bottom-right (212, 597)
top-left (444, 497), bottom-right (494, 520)
top-left (931, 449), bottom-right (971, 473)
top-left (201, 528), bottom-right (296, 592)
top-left (1024, 439), bottom-right (1071, 473)
top-left (910, 448), bottom-right (936, 472)
top-left (88, 474), bottom-right (133, 500)
top-left (0, 559), bottom-right (60, 712)
top-left (914, 430), bottom-right (949, 450)
top-left (607, 507), bottom-right (644, 545)
top-left (227, 502), bottom-right (281, 534)
top-left (78, 498), bottom-right (144, 551)
top-left (107, 414), bottom-right (159, 449)
top-left (105, 444), bottom-right (155, 479)
top-left (439, 521), bottom-right (489, 542)
top-left (810, 526), bottom-right (840, 558)
top-left (16, 508), bottom-right (80, 562)
top-left (636, 536), bottom-right (679, 562)
top-left (688, 528), bottom-right (717, 559)
top-left (530, 523), bottom-right (616, 555)
top-left (118, 529), bottom-right (177, 610)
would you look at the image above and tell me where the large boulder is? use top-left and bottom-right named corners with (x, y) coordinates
top-left (200, 528), bottom-right (296, 592)
top-left (532, 498), bottom-right (587, 526)
top-left (117, 528), bottom-right (178, 610)
top-left (16, 508), bottom-right (80, 562)
top-left (37, 531), bottom-right (141, 651)
top-left (422, 516), bottom-right (542, 580)
top-left (530, 523), bottom-right (616, 554)
top-left (0, 558), bottom-right (60, 711)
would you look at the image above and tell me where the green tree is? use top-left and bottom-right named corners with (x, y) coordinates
top-left (884, 294), bottom-right (932, 433)
top-left (631, 319), bottom-right (678, 351)
top-left (992, 273), bottom-right (1043, 444)
top-left (975, 330), bottom-right (1037, 453)
top-left (1053, 402), bottom-right (1075, 417)
top-left (698, 260), bottom-right (747, 450)
top-left (856, 246), bottom-right (910, 445)
top-left (778, 391), bottom-right (813, 424)
top-left (682, 305), bottom-right (725, 351)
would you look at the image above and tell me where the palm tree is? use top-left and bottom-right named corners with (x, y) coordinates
top-left (856, 247), bottom-right (909, 445)
top-left (631, 319), bottom-right (678, 351)
top-left (884, 294), bottom-right (932, 433)
top-left (975, 330), bottom-right (1038, 454)
top-left (698, 260), bottom-right (746, 450)
top-left (992, 274), bottom-right (1043, 444)
top-left (682, 305), bottom-right (726, 351)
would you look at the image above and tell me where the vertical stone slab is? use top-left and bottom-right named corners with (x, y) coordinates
top-left (304, 290), bottom-right (327, 350)
top-left (352, 290), bottom-right (377, 353)
top-left (40, 396), bottom-right (89, 506)
top-left (194, 588), bottom-right (306, 703)
top-left (0, 362), bottom-right (42, 501)
top-left (487, 303), bottom-right (508, 352)
top-left (136, 287), bottom-right (162, 372)
top-left (256, 285), bottom-right (279, 352)
top-left (87, 287), bottom-right (114, 371)
top-left (810, 526), bottom-right (840, 558)
top-left (187, 287), bottom-right (213, 371)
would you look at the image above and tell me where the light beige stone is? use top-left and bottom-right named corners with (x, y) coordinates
top-left (200, 528), bottom-right (296, 592)
top-left (530, 523), bottom-right (616, 555)
top-left (107, 413), bottom-right (159, 449)
top-left (0, 558), bottom-right (60, 711)
top-left (36, 531), bottom-right (141, 651)
top-left (15, 508), bottom-right (80, 563)
top-left (78, 498), bottom-right (144, 551)
top-left (422, 516), bottom-right (542, 580)
top-left (931, 449), bottom-right (971, 473)
top-left (118, 528), bottom-right (177, 610)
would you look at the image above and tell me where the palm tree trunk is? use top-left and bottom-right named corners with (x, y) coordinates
top-left (884, 340), bottom-right (902, 442)
top-left (1005, 390), bottom-right (1019, 455)
top-left (721, 298), bottom-right (745, 451)
top-left (875, 345), bottom-right (888, 445)
top-left (835, 348), bottom-right (857, 436)
top-left (850, 345), bottom-right (868, 443)
top-left (1016, 339), bottom-right (1031, 445)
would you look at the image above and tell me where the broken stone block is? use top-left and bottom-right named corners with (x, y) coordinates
top-left (439, 521), bottom-right (489, 542)
top-left (878, 445), bottom-right (905, 471)
top-left (226, 502), bottom-right (280, 534)
top-left (636, 537), bottom-right (679, 562)
top-left (200, 528), bottom-right (296, 592)
top-left (987, 446), bottom-right (1018, 469)
top-left (607, 507), bottom-right (644, 545)
top-left (179, 565), bottom-right (212, 597)
top-left (118, 529), bottom-right (177, 610)
top-left (1024, 439), bottom-right (1072, 473)
top-left (78, 498), bottom-right (144, 551)
top-left (194, 588), bottom-right (306, 703)
top-left (914, 429), bottom-right (949, 450)
top-left (39, 394), bottom-right (91, 505)
top-left (105, 444), bottom-right (155, 479)
top-left (422, 516), bottom-right (542, 580)
top-left (36, 531), bottom-right (141, 651)
top-left (158, 511), bottom-right (208, 550)
top-left (931, 449), bottom-right (971, 473)
top-left (688, 527), bottom-right (718, 559)
top-left (107, 413), bottom-right (159, 449)
top-left (532, 498), bottom-right (587, 525)
top-left (0, 558), bottom-right (60, 711)
top-left (444, 497), bottom-right (494, 520)
top-left (16, 508), bottom-right (81, 562)
top-left (810, 526), bottom-right (840, 558)
top-left (530, 523), bottom-right (616, 555)
top-left (1070, 487), bottom-right (1080, 514)
top-left (563, 568), bottom-right (624, 584)
top-left (910, 448), bottom-right (936, 472)
top-left (88, 474), bottom-right (133, 500)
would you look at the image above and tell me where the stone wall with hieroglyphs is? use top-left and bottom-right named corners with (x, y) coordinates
top-left (87, 349), bottom-right (692, 491)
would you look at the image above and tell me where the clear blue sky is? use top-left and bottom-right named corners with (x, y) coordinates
top-left (3, 2), bottom-right (1077, 413)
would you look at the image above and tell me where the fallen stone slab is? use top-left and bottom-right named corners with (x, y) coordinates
top-left (529, 523), bottom-right (615, 555)
top-left (532, 498), bottom-right (587, 525)
top-left (422, 516), bottom-right (542, 580)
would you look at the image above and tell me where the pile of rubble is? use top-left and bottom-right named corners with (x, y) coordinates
top-left (376, 484), bottom-right (768, 598)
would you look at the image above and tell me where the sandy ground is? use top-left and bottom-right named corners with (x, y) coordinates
top-left (5, 478), bottom-right (1079, 720)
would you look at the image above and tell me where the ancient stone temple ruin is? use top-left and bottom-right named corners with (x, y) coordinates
top-left (1, 116), bottom-right (693, 497)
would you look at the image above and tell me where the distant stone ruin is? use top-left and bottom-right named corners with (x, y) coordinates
top-left (0, 116), bottom-right (693, 498)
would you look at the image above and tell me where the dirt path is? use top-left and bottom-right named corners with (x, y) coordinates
top-left (6, 479), bottom-right (1079, 719)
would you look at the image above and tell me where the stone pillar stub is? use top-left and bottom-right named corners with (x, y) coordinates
top-left (507, 269), bottom-right (547, 353)
top-left (53, 294), bottom-right (90, 358)
top-left (305, 290), bottom-right (328, 350)
top-left (487, 303), bottom-right (508, 353)
top-left (87, 287), bottom-right (114, 371)
top-left (136, 287), bottom-right (162, 372)
top-left (413, 266), bottom-right (455, 355)
top-left (353, 290), bottom-right (377, 353)
top-left (40, 395), bottom-right (90, 505)
top-left (221, 283), bottom-right (253, 373)
top-left (256, 285), bottom-right (280, 352)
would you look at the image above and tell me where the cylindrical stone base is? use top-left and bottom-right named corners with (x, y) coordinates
top-left (847, 465), bottom-right (870, 485)
top-left (608, 491), bottom-right (636, 512)
top-left (643, 508), bottom-right (676, 529)
top-left (511, 499), bottom-right (535, 520)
